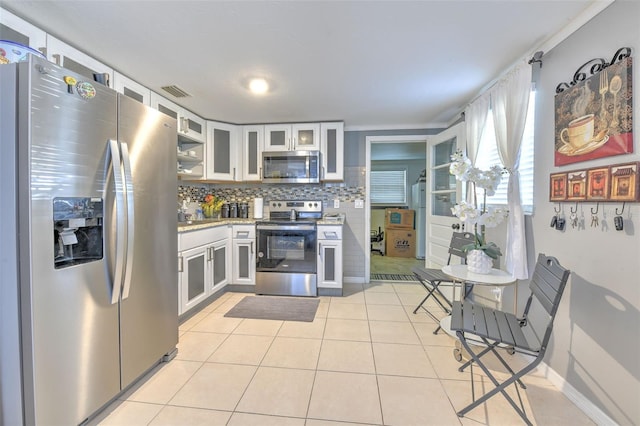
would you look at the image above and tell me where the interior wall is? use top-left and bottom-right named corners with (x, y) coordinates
top-left (531, 2), bottom-right (639, 423)
top-left (370, 158), bottom-right (425, 232)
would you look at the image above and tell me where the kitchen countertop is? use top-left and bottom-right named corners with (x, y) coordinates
top-left (178, 218), bottom-right (255, 232)
top-left (317, 213), bottom-right (346, 225)
top-left (178, 213), bottom-right (346, 232)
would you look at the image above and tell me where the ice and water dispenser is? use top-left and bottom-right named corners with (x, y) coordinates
top-left (53, 197), bottom-right (103, 269)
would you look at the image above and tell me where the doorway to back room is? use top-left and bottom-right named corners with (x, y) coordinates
top-left (366, 136), bottom-right (427, 281)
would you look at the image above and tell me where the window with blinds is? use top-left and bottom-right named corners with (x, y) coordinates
top-left (474, 90), bottom-right (535, 213)
top-left (371, 170), bottom-right (407, 205)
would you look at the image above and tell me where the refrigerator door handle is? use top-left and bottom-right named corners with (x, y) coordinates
top-left (107, 139), bottom-right (126, 304)
top-left (120, 142), bottom-right (135, 300)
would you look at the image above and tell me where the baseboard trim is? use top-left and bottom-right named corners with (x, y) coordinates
top-left (540, 361), bottom-right (616, 426)
top-left (344, 276), bottom-right (365, 284)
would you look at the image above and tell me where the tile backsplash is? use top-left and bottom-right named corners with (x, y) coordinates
top-left (179, 166), bottom-right (366, 205)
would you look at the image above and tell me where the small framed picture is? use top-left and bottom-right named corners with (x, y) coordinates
top-left (550, 173), bottom-right (567, 201)
top-left (610, 162), bottom-right (639, 201)
top-left (586, 167), bottom-right (610, 200)
top-left (566, 170), bottom-right (587, 200)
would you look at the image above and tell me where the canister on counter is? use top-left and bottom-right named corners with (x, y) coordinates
top-left (221, 203), bottom-right (230, 218)
top-left (239, 202), bottom-right (249, 218)
top-left (229, 202), bottom-right (238, 218)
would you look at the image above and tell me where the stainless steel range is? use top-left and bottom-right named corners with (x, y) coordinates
top-left (255, 200), bottom-right (322, 297)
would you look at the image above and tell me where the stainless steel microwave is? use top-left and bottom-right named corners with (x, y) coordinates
top-left (262, 151), bottom-right (321, 183)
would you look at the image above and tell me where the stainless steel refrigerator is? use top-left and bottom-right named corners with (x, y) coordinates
top-left (411, 180), bottom-right (426, 259)
top-left (0, 55), bottom-right (178, 425)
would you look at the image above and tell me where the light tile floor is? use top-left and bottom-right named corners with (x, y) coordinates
top-left (93, 282), bottom-right (595, 426)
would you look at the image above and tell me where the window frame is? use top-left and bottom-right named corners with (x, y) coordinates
top-left (473, 89), bottom-right (536, 214)
top-left (370, 168), bottom-right (408, 206)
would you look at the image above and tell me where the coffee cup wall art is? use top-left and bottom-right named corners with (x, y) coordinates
top-left (554, 56), bottom-right (633, 166)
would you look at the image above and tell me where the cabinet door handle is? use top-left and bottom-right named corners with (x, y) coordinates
top-left (178, 256), bottom-right (183, 272)
top-left (233, 167), bottom-right (236, 180)
top-left (250, 241), bottom-right (254, 254)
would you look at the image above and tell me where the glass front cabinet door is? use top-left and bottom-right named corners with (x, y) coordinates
top-left (207, 121), bottom-right (240, 181)
top-left (317, 226), bottom-right (343, 291)
top-left (321, 122), bottom-right (344, 181)
top-left (178, 245), bottom-right (209, 315)
top-left (211, 239), bottom-right (230, 291)
top-left (242, 125), bottom-right (264, 181)
top-left (232, 225), bottom-right (256, 285)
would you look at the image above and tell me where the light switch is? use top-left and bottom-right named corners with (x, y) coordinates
top-left (355, 199), bottom-right (364, 208)
top-left (334, 199), bottom-right (340, 208)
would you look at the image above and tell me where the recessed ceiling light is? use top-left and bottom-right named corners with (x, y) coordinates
top-left (249, 78), bottom-right (269, 95)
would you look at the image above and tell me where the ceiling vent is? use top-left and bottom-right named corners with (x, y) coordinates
top-left (161, 85), bottom-right (191, 98)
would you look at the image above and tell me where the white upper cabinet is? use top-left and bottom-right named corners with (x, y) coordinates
top-left (264, 123), bottom-right (320, 151)
top-left (263, 124), bottom-right (291, 151)
top-left (46, 35), bottom-right (113, 88)
top-left (151, 92), bottom-right (206, 144)
top-left (0, 7), bottom-right (46, 54)
top-left (292, 123), bottom-right (320, 150)
top-left (207, 121), bottom-right (240, 181)
top-left (113, 72), bottom-right (151, 105)
top-left (179, 109), bottom-right (207, 144)
top-left (321, 122), bottom-right (344, 181)
top-left (151, 92), bottom-right (205, 179)
top-left (242, 125), bottom-right (264, 181)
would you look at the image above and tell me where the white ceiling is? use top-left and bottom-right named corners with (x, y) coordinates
top-left (4, 1), bottom-right (604, 129)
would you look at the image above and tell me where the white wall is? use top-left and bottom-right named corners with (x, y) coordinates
top-left (531, 2), bottom-right (639, 423)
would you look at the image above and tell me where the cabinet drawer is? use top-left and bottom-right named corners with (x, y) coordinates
top-left (179, 225), bottom-right (228, 250)
top-left (232, 225), bottom-right (255, 239)
top-left (318, 226), bottom-right (342, 240)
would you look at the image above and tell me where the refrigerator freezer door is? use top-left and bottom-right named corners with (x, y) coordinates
top-left (20, 57), bottom-right (121, 425)
top-left (117, 94), bottom-right (178, 389)
top-left (412, 182), bottom-right (426, 259)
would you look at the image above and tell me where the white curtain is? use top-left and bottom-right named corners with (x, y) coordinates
top-left (465, 92), bottom-right (491, 165)
top-left (464, 92), bottom-right (491, 204)
top-left (490, 61), bottom-right (532, 279)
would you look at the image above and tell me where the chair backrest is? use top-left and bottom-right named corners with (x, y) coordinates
top-left (522, 253), bottom-right (571, 351)
top-left (446, 232), bottom-right (475, 264)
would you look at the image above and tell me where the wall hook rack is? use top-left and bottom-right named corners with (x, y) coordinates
top-left (570, 202), bottom-right (578, 214)
top-left (554, 204), bottom-right (561, 213)
top-left (591, 202), bottom-right (599, 215)
top-left (615, 202), bottom-right (626, 215)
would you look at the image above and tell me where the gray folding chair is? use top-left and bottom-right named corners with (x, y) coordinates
top-left (450, 253), bottom-right (570, 426)
top-left (411, 231), bottom-right (475, 333)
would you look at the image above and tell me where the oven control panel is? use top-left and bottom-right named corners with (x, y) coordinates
top-left (269, 200), bottom-right (322, 213)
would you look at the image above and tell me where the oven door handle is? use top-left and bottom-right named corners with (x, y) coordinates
top-left (256, 224), bottom-right (316, 231)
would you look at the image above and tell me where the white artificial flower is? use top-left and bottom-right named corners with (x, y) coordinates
top-left (449, 155), bottom-right (472, 181)
top-left (478, 207), bottom-right (509, 228)
top-left (449, 151), bottom-right (508, 245)
top-left (451, 201), bottom-right (481, 225)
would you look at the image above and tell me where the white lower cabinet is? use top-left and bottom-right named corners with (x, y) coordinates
top-left (178, 245), bottom-right (209, 314)
top-left (232, 225), bottom-right (256, 285)
top-left (178, 226), bottom-right (230, 315)
top-left (317, 225), bottom-right (343, 291)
